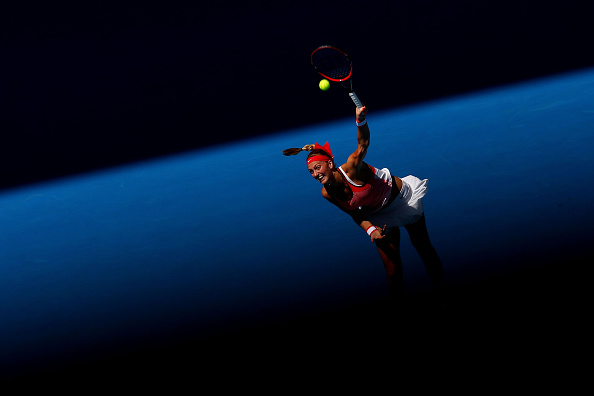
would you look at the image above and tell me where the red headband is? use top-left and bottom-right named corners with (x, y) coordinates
top-left (306, 142), bottom-right (333, 165)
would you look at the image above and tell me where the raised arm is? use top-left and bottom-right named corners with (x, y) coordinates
top-left (344, 106), bottom-right (370, 177)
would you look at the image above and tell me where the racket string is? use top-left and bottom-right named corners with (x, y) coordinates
top-left (326, 65), bottom-right (351, 80)
top-left (312, 47), bottom-right (352, 81)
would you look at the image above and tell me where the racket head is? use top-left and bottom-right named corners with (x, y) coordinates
top-left (311, 45), bottom-right (352, 82)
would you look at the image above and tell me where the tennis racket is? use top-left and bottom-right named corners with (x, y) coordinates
top-left (311, 45), bottom-right (363, 108)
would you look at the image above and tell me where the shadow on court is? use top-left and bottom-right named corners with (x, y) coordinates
top-left (4, 255), bottom-right (587, 384)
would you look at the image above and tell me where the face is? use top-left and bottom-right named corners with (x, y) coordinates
top-left (307, 160), bottom-right (334, 184)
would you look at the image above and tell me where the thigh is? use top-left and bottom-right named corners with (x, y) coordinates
top-left (403, 214), bottom-right (432, 246)
top-left (384, 226), bottom-right (401, 246)
top-left (375, 226), bottom-right (401, 254)
top-left (375, 226), bottom-right (402, 271)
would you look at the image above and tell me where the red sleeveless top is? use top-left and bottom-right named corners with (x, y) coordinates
top-left (335, 164), bottom-right (393, 213)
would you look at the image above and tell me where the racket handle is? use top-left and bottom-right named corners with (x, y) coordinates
top-left (349, 92), bottom-right (363, 108)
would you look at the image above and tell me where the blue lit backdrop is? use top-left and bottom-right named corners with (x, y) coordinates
top-left (2, 68), bottom-right (593, 378)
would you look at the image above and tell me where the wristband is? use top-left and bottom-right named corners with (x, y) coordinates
top-left (356, 118), bottom-right (367, 127)
top-left (366, 225), bottom-right (377, 236)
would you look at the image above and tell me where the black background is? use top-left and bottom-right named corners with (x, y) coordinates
top-left (3, 1), bottom-right (593, 190)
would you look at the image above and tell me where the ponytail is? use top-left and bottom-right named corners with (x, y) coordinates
top-left (283, 142), bottom-right (334, 166)
top-left (282, 144), bottom-right (315, 156)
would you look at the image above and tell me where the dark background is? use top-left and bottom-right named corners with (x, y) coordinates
top-left (2, 0), bottom-right (593, 384)
top-left (3, 1), bottom-right (593, 190)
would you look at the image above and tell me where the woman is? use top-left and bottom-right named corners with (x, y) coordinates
top-left (283, 105), bottom-right (446, 307)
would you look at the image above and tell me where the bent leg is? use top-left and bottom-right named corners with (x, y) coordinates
top-left (375, 227), bottom-right (405, 302)
top-left (404, 214), bottom-right (447, 301)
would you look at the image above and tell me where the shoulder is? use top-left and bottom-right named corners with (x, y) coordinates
top-left (340, 161), bottom-right (372, 183)
top-left (334, 162), bottom-right (350, 177)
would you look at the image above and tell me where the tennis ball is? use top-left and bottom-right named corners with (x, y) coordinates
top-left (319, 79), bottom-right (330, 91)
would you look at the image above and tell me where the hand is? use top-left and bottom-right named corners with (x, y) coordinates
top-left (356, 105), bottom-right (368, 122)
top-left (370, 224), bottom-right (387, 243)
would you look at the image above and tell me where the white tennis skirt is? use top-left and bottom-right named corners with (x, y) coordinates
top-left (367, 175), bottom-right (428, 227)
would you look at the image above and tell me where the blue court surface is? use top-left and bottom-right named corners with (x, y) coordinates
top-left (2, 68), bottom-right (593, 380)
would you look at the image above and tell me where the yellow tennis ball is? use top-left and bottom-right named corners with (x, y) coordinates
top-left (319, 79), bottom-right (330, 91)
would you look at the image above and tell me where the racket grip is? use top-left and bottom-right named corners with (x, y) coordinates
top-left (349, 92), bottom-right (363, 108)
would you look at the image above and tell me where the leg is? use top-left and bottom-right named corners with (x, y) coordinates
top-left (404, 214), bottom-right (447, 304)
top-left (375, 227), bottom-right (405, 303)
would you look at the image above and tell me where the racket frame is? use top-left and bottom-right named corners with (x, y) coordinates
top-left (311, 45), bottom-right (363, 108)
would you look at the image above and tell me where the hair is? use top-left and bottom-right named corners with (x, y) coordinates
top-left (282, 145), bottom-right (332, 161)
top-left (282, 144), bottom-right (315, 156)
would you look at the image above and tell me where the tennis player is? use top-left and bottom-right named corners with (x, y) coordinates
top-left (283, 105), bottom-right (446, 307)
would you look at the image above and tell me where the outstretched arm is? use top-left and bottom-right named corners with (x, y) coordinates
top-left (322, 187), bottom-right (386, 242)
top-left (349, 206), bottom-right (387, 243)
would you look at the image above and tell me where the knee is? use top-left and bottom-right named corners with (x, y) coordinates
top-left (412, 240), bottom-right (441, 262)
